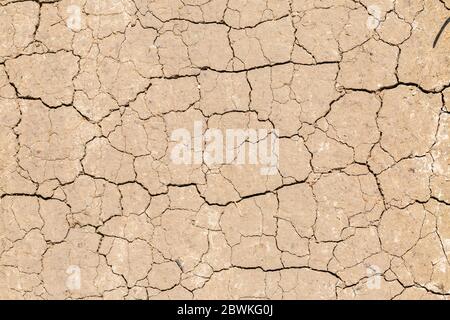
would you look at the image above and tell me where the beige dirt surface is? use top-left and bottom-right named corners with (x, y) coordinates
top-left (0, 0), bottom-right (449, 300)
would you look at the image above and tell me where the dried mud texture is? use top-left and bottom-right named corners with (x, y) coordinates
top-left (0, 0), bottom-right (449, 300)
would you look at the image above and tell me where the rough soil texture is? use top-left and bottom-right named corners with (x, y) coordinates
top-left (0, 0), bottom-right (449, 300)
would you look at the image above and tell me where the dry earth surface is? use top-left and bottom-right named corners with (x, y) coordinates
top-left (0, 0), bottom-right (449, 300)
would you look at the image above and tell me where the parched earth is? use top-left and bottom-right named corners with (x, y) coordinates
top-left (0, 0), bottom-right (449, 300)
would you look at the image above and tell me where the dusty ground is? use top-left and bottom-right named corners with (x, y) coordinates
top-left (0, 0), bottom-right (449, 300)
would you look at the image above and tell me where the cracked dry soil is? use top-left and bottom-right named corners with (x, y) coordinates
top-left (0, 0), bottom-right (449, 300)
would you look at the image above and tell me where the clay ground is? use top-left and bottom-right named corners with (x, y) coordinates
top-left (0, 0), bottom-right (449, 300)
